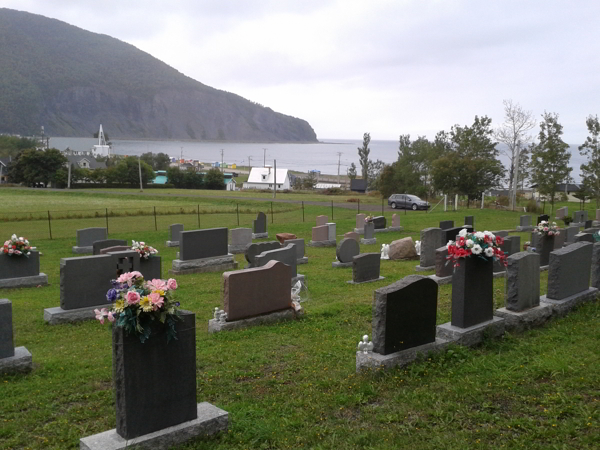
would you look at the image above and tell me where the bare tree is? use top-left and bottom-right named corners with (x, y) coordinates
top-left (495, 100), bottom-right (536, 209)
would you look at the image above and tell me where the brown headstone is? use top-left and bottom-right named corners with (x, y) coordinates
top-left (99, 245), bottom-right (131, 254)
top-left (344, 231), bottom-right (360, 242)
top-left (392, 214), bottom-right (400, 228)
top-left (312, 225), bottom-right (329, 241)
top-left (355, 214), bottom-right (366, 230)
top-left (388, 237), bottom-right (418, 260)
top-left (276, 233), bottom-right (297, 244)
top-left (316, 215), bottom-right (328, 226)
top-left (223, 260), bottom-right (292, 321)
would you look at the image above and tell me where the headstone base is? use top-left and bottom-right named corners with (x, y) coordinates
top-left (375, 226), bottom-right (403, 233)
top-left (353, 228), bottom-right (365, 235)
top-left (540, 287), bottom-right (598, 317)
top-left (540, 265), bottom-right (549, 272)
top-left (307, 240), bottom-right (336, 247)
top-left (0, 273), bottom-right (48, 289)
top-left (208, 304), bottom-right (303, 333)
top-left (72, 246), bottom-right (93, 254)
top-left (44, 305), bottom-right (102, 325)
top-left (80, 402), bottom-right (228, 450)
top-left (297, 257), bottom-right (308, 265)
top-left (346, 276), bottom-right (385, 285)
top-left (493, 271), bottom-right (507, 278)
top-left (252, 232), bottom-right (269, 239)
top-left (570, 222), bottom-right (584, 228)
top-left (332, 261), bottom-right (352, 268)
top-left (436, 317), bottom-right (505, 347)
top-left (516, 226), bottom-right (534, 232)
top-left (355, 338), bottom-right (451, 373)
top-left (495, 304), bottom-right (553, 333)
top-left (0, 347), bottom-right (32, 374)
top-left (415, 265), bottom-right (434, 272)
top-left (165, 240), bottom-right (179, 247)
top-left (228, 244), bottom-right (249, 254)
top-left (593, 220), bottom-right (600, 227)
top-left (170, 255), bottom-right (237, 275)
top-left (360, 238), bottom-right (377, 245)
top-left (428, 274), bottom-right (452, 285)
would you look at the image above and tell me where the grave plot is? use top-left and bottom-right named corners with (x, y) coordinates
top-left (252, 212), bottom-right (268, 239)
top-left (0, 299), bottom-right (33, 374)
top-left (165, 223), bottom-right (184, 247)
top-left (72, 227), bottom-right (107, 254)
top-left (170, 228), bottom-right (237, 275)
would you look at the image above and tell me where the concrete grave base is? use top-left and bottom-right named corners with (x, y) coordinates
top-left (307, 239), bottom-right (336, 247)
top-left (375, 226), bottom-right (403, 233)
top-left (570, 222), bottom-right (584, 228)
top-left (347, 276), bottom-right (385, 285)
top-left (415, 265), bottom-right (435, 272)
top-left (0, 273), bottom-right (48, 289)
top-left (44, 305), bottom-right (103, 325)
top-left (436, 316), bottom-right (505, 347)
top-left (297, 257), bottom-right (308, 265)
top-left (252, 232), bottom-right (269, 239)
top-left (353, 228), bottom-right (365, 235)
top-left (428, 274), bottom-right (452, 285)
top-left (332, 261), bottom-right (353, 268)
top-left (80, 402), bottom-right (228, 450)
top-left (356, 338), bottom-right (451, 373)
top-left (72, 246), bottom-right (93, 254)
top-left (208, 304), bottom-right (304, 333)
top-left (495, 304), bottom-right (553, 333)
top-left (361, 238), bottom-right (377, 245)
top-left (228, 244), bottom-right (249, 254)
top-left (593, 220), bottom-right (600, 227)
top-left (540, 287), bottom-right (598, 317)
top-left (170, 255), bottom-right (237, 275)
top-left (516, 226), bottom-right (534, 232)
top-left (165, 240), bottom-right (179, 247)
top-left (0, 347), bottom-right (33, 374)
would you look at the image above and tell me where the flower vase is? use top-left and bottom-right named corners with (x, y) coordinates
top-left (536, 235), bottom-right (554, 266)
top-left (451, 256), bottom-right (493, 328)
top-left (112, 310), bottom-right (197, 439)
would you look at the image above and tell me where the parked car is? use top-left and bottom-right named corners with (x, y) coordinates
top-left (388, 194), bottom-right (430, 210)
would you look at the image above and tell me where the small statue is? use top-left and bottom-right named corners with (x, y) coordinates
top-left (381, 244), bottom-right (390, 260)
top-left (213, 307), bottom-right (221, 320)
top-left (415, 240), bottom-right (421, 256)
top-left (219, 311), bottom-right (227, 324)
top-left (357, 334), bottom-right (374, 354)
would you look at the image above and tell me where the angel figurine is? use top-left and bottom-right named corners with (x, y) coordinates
top-left (357, 335), bottom-right (374, 354)
top-left (380, 244), bottom-right (390, 260)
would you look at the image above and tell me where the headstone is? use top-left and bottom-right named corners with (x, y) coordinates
top-left (372, 216), bottom-right (386, 229)
top-left (451, 257), bottom-right (493, 328)
top-left (254, 212), bottom-right (267, 234)
top-left (573, 210), bottom-right (586, 225)
top-left (0, 250), bottom-right (41, 280)
top-left (100, 246), bottom-right (130, 254)
top-left (546, 242), bottom-right (593, 300)
top-left (584, 219), bottom-right (593, 229)
top-left (77, 227), bottom-right (107, 248)
top-left (286, 238), bottom-right (306, 263)
top-left (419, 228), bottom-right (442, 268)
top-left (355, 214), bottom-right (366, 230)
top-left (492, 230), bottom-right (509, 238)
top-left (93, 239), bottom-right (127, 255)
top-left (139, 255), bottom-right (162, 281)
top-left (530, 231), bottom-right (540, 250)
top-left (439, 220), bottom-right (454, 230)
top-left (435, 247), bottom-right (454, 278)
top-left (245, 241), bottom-right (281, 266)
top-left (556, 207), bottom-right (567, 219)
top-left (276, 233), bottom-right (297, 244)
top-left (254, 244), bottom-right (298, 278)
top-left (351, 253), bottom-right (382, 283)
top-left (311, 225), bottom-right (329, 242)
top-left (0, 299), bottom-right (15, 359)
top-left (442, 225), bottom-right (472, 247)
top-left (517, 215), bottom-right (531, 229)
top-left (392, 214), bottom-right (400, 228)
top-left (537, 214), bottom-right (549, 225)
top-left (316, 215), bottom-right (328, 226)
top-left (574, 233), bottom-right (594, 243)
top-left (388, 237), bottom-right (417, 260)
top-left (536, 235), bottom-right (555, 266)
top-left (224, 261), bottom-right (292, 321)
top-left (166, 224), bottom-right (184, 246)
top-left (504, 235), bottom-right (521, 256)
top-left (553, 230), bottom-right (566, 249)
top-left (505, 252), bottom-right (540, 311)
top-left (230, 228), bottom-right (253, 252)
top-left (336, 238), bottom-right (360, 263)
top-left (596, 209), bottom-right (600, 221)
top-left (327, 223), bottom-right (336, 241)
top-left (464, 216), bottom-right (475, 229)
top-left (565, 226), bottom-right (579, 244)
top-left (179, 228), bottom-right (228, 261)
top-left (591, 242), bottom-right (600, 289)
top-left (111, 250), bottom-right (142, 277)
top-left (344, 232), bottom-right (360, 242)
top-left (363, 222), bottom-right (375, 239)
top-left (372, 276), bottom-right (438, 355)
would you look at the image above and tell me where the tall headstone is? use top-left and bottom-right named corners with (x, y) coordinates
top-left (316, 215), bottom-right (328, 226)
top-left (546, 242), bottom-right (593, 300)
top-left (553, 230), bottom-right (566, 249)
top-left (442, 225), bottom-right (472, 247)
top-left (504, 252), bottom-right (540, 311)
top-left (350, 253), bottom-right (383, 284)
top-left (336, 238), bottom-right (360, 264)
top-left (0, 299), bottom-right (33, 374)
top-left (536, 214), bottom-right (549, 225)
top-left (391, 214), bottom-right (400, 228)
top-left (60, 255), bottom-right (120, 310)
top-left (464, 216), bottom-right (475, 229)
top-left (253, 212), bottom-right (268, 236)
top-left (451, 257), bottom-right (493, 328)
top-left (166, 224), bottom-right (184, 247)
top-left (591, 242), bottom-right (600, 289)
top-left (93, 239), bottom-right (127, 255)
top-left (73, 228), bottom-right (107, 253)
top-left (361, 221), bottom-right (376, 244)
top-left (180, 228), bottom-right (228, 261)
top-left (564, 226), bottom-right (579, 244)
top-left (245, 241), bottom-right (281, 267)
top-left (327, 223), bottom-right (336, 241)
top-left (372, 276), bottom-right (438, 355)
top-left (435, 247), bottom-right (453, 278)
top-left (418, 228), bottom-right (442, 269)
top-left (516, 215), bottom-right (533, 231)
top-left (229, 228), bottom-right (252, 253)
top-left (536, 235), bottom-right (555, 266)
top-left (439, 220), bottom-right (454, 230)
top-left (254, 244), bottom-right (298, 279)
top-left (355, 214), bottom-right (366, 231)
top-left (285, 238), bottom-right (306, 263)
top-left (596, 209), bottom-right (600, 221)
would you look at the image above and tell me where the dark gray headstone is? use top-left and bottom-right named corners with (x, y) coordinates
top-left (494, 236), bottom-right (520, 272)
top-left (442, 225), bottom-right (472, 247)
top-left (591, 242), bottom-right (600, 289)
top-left (179, 228), bottom-right (228, 261)
top-left (60, 255), bottom-right (117, 310)
top-left (254, 212), bottom-right (267, 234)
top-left (254, 244), bottom-right (297, 278)
top-left (435, 247), bottom-right (454, 278)
top-left (0, 250), bottom-right (40, 280)
top-left (77, 228), bottom-right (107, 247)
top-left (336, 238), bottom-right (360, 263)
top-left (109, 250), bottom-right (141, 277)
top-left (420, 228), bottom-right (442, 267)
top-left (170, 224), bottom-right (184, 242)
top-left (245, 241), bottom-right (281, 265)
top-left (537, 214), bottom-right (549, 225)
top-left (113, 310), bottom-right (197, 439)
top-left (93, 239), bottom-right (127, 255)
top-left (536, 235), bottom-right (555, 266)
top-left (565, 226), bottom-right (580, 243)
top-left (372, 276), bottom-right (438, 355)
top-left (464, 216), bottom-right (475, 229)
top-left (505, 252), bottom-right (540, 312)
top-left (139, 256), bottom-right (161, 281)
top-left (574, 233), bottom-right (594, 243)
top-left (530, 231), bottom-right (540, 250)
top-left (364, 221), bottom-right (375, 239)
top-left (286, 238), bottom-right (305, 259)
top-left (451, 257), bottom-right (493, 328)
top-left (372, 216), bottom-right (386, 230)
top-left (573, 210), bottom-right (587, 223)
top-left (0, 299), bottom-right (15, 359)
top-left (352, 253), bottom-right (381, 283)
top-left (547, 242), bottom-right (593, 300)
top-left (439, 220), bottom-right (454, 230)
top-left (553, 231), bottom-right (566, 249)
top-left (519, 215), bottom-right (531, 227)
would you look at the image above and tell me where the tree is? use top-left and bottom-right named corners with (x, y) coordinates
top-left (367, 159), bottom-right (386, 190)
top-left (0, 136), bottom-right (37, 158)
top-left (432, 116), bottom-right (504, 203)
top-left (303, 171), bottom-right (318, 189)
top-left (495, 100), bottom-right (536, 209)
top-left (530, 112), bottom-right (572, 212)
top-left (7, 148), bottom-right (68, 186)
top-left (140, 152), bottom-right (171, 171)
top-left (579, 115), bottom-right (600, 207)
top-left (348, 163), bottom-right (357, 180)
top-left (204, 167), bottom-right (225, 190)
top-left (106, 157), bottom-right (155, 186)
top-left (357, 133), bottom-right (370, 185)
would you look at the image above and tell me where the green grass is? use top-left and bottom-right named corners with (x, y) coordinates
top-left (0, 189), bottom-right (598, 449)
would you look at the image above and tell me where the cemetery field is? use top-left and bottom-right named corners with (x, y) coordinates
top-left (0, 195), bottom-right (598, 449)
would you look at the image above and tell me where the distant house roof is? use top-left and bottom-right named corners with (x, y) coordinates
top-left (246, 167), bottom-right (289, 184)
top-left (65, 155), bottom-right (106, 170)
top-left (0, 157), bottom-right (10, 168)
top-left (350, 179), bottom-right (367, 193)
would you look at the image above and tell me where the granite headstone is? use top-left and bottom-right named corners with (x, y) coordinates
top-left (336, 238), bottom-right (360, 263)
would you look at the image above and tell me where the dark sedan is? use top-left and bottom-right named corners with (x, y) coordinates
top-left (388, 194), bottom-right (430, 210)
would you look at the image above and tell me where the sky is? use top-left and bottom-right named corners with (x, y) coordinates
top-left (2, 0), bottom-right (599, 148)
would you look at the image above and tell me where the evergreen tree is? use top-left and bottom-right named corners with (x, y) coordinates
top-left (357, 133), bottom-right (370, 185)
top-left (579, 115), bottom-right (600, 207)
top-left (7, 148), bottom-right (67, 186)
top-left (348, 163), bottom-right (357, 180)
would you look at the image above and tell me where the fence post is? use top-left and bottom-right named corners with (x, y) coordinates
top-left (105, 208), bottom-right (109, 235)
top-left (153, 206), bottom-right (157, 231)
top-left (237, 203), bottom-right (239, 226)
top-left (302, 201), bottom-right (305, 222)
top-left (47, 210), bottom-right (52, 240)
top-left (271, 202), bottom-right (274, 224)
top-left (197, 204), bottom-right (200, 228)
top-left (331, 200), bottom-right (334, 221)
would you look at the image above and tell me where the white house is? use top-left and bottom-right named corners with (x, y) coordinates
top-left (243, 167), bottom-right (291, 190)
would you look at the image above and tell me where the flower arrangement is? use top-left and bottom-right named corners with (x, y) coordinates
top-left (364, 215), bottom-right (374, 223)
top-left (446, 229), bottom-right (507, 268)
top-left (594, 231), bottom-right (600, 242)
top-left (95, 271), bottom-right (180, 343)
top-left (3, 234), bottom-right (32, 257)
top-left (534, 221), bottom-right (560, 237)
top-left (131, 240), bottom-right (158, 259)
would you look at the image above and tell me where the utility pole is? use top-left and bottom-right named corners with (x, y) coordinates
top-left (336, 151), bottom-right (342, 184)
top-left (179, 147), bottom-right (183, 169)
top-left (220, 149), bottom-right (224, 173)
top-left (248, 156), bottom-right (252, 171)
top-left (67, 163), bottom-right (71, 189)
top-left (263, 148), bottom-right (267, 167)
top-left (138, 156), bottom-right (143, 192)
top-left (273, 159), bottom-right (277, 199)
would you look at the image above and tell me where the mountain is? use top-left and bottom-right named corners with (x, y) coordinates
top-left (0, 8), bottom-right (317, 142)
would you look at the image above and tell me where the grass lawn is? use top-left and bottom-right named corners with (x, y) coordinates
top-left (0, 189), bottom-right (598, 449)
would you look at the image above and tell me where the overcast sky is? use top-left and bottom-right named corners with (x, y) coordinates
top-left (3, 0), bottom-right (600, 147)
